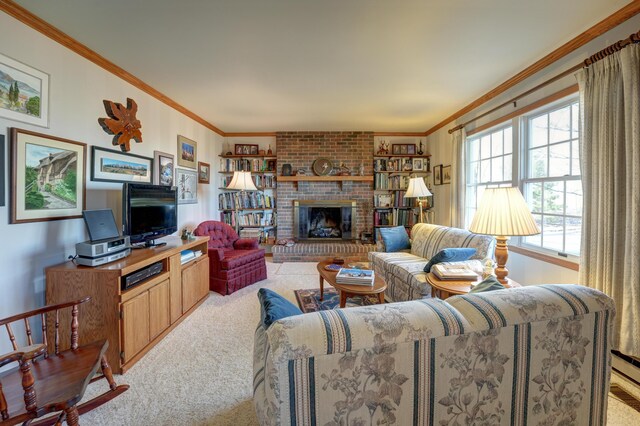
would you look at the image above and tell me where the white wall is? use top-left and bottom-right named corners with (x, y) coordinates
top-left (0, 12), bottom-right (224, 324)
top-left (425, 15), bottom-right (640, 284)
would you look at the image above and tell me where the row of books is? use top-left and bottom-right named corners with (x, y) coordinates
top-left (220, 158), bottom-right (277, 172)
top-left (180, 249), bottom-right (204, 265)
top-left (221, 174), bottom-right (277, 189)
top-left (373, 208), bottom-right (416, 227)
top-left (240, 228), bottom-right (277, 245)
top-left (374, 191), bottom-right (416, 208)
top-left (220, 211), bottom-right (276, 227)
top-left (374, 174), bottom-right (410, 190)
top-left (218, 192), bottom-right (275, 210)
top-left (335, 268), bottom-right (375, 286)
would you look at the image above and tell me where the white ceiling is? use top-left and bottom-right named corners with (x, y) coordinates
top-left (15, 0), bottom-right (631, 132)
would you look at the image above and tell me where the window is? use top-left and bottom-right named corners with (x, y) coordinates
top-left (522, 100), bottom-right (581, 256)
top-left (465, 125), bottom-right (513, 228)
top-left (464, 95), bottom-right (581, 258)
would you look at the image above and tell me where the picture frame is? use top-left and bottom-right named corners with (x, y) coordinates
top-left (402, 159), bottom-right (413, 171)
top-left (91, 146), bottom-right (153, 184)
top-left (10, 128), bottom-right (86, 224)
top-left (177, 135), bottom-right (197, 168)
top-left (153, 150), bottom-right (174, 186)
top-left (235, 144), bottom-right (259, 156)
top-left (407, 144), bottom-right (416, 155)
top-left (391, 144), bottom-right (401, 155)
top-left (198, 161), bottom-right (210, 184)
top-left (391, 144), bottom-right (417, 156)
top-left (434, 165), bottom-right (443, 185)
top-left (0, 53), bottom-right (50, 128)
top-left (442, 165), bottom-right (452, 184)
top-left (412, 158), bottom-right (424, 171)
top-left (176, 168), bottom-right (198, 204)
top-left (0, 135), bottom-right (4, 207)
top-left (266, 159), bottom-right (276, 171)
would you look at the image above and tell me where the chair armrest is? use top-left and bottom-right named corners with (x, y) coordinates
top-left (0, 344), bottom-right (47, 368)
top-left (234, 238), bottom-right (259, 250)
top-left (208, 248), bottom-right (226, 262)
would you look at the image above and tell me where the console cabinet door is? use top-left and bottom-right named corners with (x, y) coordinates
top-left (182, 257), bottom-right (209, 313)
top-left (121, 291), bottom-right (150, 363)
top-left (149, 279), bottom-right (170, 340)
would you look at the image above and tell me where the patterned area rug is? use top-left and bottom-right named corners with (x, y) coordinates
top-left (294, 288), bottom-right (379, 312)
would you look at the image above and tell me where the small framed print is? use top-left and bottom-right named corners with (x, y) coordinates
top-left (0, 54), bottom-right (50, 128)
top-left (176, 168), bottom-right (198, 204)
top-left (407, 144), bottom-right (416, 155)
top-left (198, 161), bottom-right (210, 184)
top-left (91, 146), bottom-right (153, 184)
top-left (400, 145), bottom-right (408, 155)
top-left (434, 165), bottom-right (443, 185)
top-left (235, 144), bottom-right (259, 156)
top-left (442, 165), bottom-right (451, 184)
top-left (154, 150), bottom-right (174, 186)
top-left (412, 158), bottom-right (424, 171)
top-left (391, 144), bottom-right (417, 156)
top-left (391, 144), bottom-right (401, 155)
top-left (177, 135), bottom-right (197, 168)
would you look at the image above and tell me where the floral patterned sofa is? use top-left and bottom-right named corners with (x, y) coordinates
top-left (253, 284), bottom-right (614, 425)
top-left (370, 223), bottom-right (496, 302)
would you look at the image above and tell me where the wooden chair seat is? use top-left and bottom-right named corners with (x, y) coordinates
top-left (0, 341), bottom-right (107, 420)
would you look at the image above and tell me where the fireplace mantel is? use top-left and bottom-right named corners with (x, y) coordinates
top-left (279, 175), bottom-right (373, 190)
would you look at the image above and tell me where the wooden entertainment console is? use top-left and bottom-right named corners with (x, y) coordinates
top-left (45, 236), bottom-right (210, 374)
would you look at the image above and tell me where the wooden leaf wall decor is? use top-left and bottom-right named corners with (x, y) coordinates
top-left (98, 98), bottom-right (143, 152)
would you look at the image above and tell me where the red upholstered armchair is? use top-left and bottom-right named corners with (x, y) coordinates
top-left (194, 221), bottom-right (267, 295)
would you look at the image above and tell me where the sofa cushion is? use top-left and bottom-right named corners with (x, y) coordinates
top-left (220, 248), bottom-right (265, 270)
top-left (424, 248), bottom-right (476, 272)
top-left (257, 288), bottom-right (302, 328)
top-left (379, 226), bottom-right (411, 252)
top-left (470, 275), bottom-right (504, 293)
top-left (410, 223), bottom-right (495, 260)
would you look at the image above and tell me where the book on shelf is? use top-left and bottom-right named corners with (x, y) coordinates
top-left (335, 268), bottom-right (375, 286)
top-left (180, 250), bottom-right (196, 264)
top-left (431, 264), bottom-right (479, 281)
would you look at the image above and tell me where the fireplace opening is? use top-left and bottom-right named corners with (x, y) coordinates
top-left (294, 200), bottom-right (356, 241)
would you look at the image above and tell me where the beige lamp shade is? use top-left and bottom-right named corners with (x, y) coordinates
top-left (404, 177), bottom-right (432, 198)
top-left (469, 187), bottom-right (540, 236)
top-left (226, 171), bottom-right (257, 191)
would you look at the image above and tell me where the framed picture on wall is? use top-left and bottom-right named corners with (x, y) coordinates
top-left (434, 165), bottom-right (443, 185)
top-left (10, 128), bottom-right (86, 224)
top-left (198, 161), bottom-right (210, 184)
top-left (0, 53), bottom-right (50, 128)
top-left (91, 146), bottom-right (153, 184)
top-left (442, 165), bottom-right (451, 184)
top-left (176, 168), bottom-right (198, 204)
top-left (154, 150), bottom-right (174, 186)
top-left (177, 135), bottom-right (197, 168)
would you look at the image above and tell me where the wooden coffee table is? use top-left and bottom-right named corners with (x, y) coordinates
top-left (317, 259), bottom-right (387, 308)
top-left (427, 273), bottom-right (520, 299)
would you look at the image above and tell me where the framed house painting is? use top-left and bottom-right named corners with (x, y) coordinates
top-left (91, 146), bottom-right (152, 184)
top-left (0, 53), bottom-right (49, 128)
top-left (176, 168), bottom-right (197, 204)
top-left (198, 161), bottom-right (210, 184)
top-left (154, 150), bottom-right (174, 186)
top-left (177, 135), bottom-right (197, 168)
top-left (434, 165), bottom-right (443, 185)
top-left (10, 128), bottom-right (86, 224)
top-left (442, 165), bottom-right (452, 184)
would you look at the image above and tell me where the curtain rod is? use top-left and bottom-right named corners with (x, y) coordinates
top-left (449, 30), bottom-right (640, 134)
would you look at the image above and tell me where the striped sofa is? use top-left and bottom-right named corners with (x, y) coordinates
top-left (370, 223), bottom-right (496, 302)
top-left (253, 284), bottom-right (614, 425)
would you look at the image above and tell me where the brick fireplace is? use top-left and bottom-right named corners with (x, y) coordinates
top-left (293, 200), bottom-right (356, 241)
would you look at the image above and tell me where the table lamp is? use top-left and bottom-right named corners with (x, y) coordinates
top-left (469, 187), bottom-right (540, 286)
top-left (404, 177), bottom-right (432, 223)
top-left (226, 171), bottom-right (257, 233)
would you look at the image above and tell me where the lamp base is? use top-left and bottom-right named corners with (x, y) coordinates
top-left (494, 236), bottom-right (510, 286)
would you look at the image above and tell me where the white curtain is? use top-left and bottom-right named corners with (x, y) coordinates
top-left (450, 128), bottom-right (466, 228)
top-left (576, 44), bottom-right (640, 358)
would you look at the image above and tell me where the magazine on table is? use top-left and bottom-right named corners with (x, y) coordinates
top-left (431, 264), bottom-right (479, 281)
top-left (336, 268), bottom-right (375, 286)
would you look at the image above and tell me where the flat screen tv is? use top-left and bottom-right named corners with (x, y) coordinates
top-left (123, 183), bottom-right (178, 247)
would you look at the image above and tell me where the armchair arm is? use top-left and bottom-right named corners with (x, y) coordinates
top-left (234, 238), bottom-right (259, 250)
top-left (0, 344), bottom-right (47, 368)
top-left (208, 248), bottom-right (226, 262)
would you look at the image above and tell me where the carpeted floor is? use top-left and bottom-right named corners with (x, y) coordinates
top-left (77, 260), bottom-right (640, 425)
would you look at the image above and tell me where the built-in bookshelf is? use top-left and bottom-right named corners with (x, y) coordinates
top-left (373, 154), bottom-right (433, 240)
top-left (218, 155), bottom-right (277, 246)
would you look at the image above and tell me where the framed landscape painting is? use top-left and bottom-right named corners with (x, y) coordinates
top-left (177, 135), bottom-right (197, 168)
top-left (176, 168), bottom-right (197, 204)
top-left (91, 146), bottom-right (153, 183)
top-left (154, 150), bottom-right (174, 186)
top-left (0, 53), bottom-right (49, 128)
top-left (198, 161), bottom-right (210, 184)
top-left (10, 128), bottom-right (86, 224)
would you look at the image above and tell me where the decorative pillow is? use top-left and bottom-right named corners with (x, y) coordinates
top-left (470, 275), bottom-right (505, 293)
top-left (423, 248), bottom-right (477, 272)
top-left (379, 226), bottom-right (411, 252)
top-left (257, 288), bottom-right (302, 328)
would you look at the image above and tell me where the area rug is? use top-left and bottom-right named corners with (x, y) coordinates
top-left (294, 288), bottom-right (379, 312)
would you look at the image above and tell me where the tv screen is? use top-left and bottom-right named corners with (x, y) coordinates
top-left (123, 183), bottom-right (177, 246)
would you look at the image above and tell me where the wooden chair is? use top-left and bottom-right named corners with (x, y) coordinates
top-left (0, 297), bottom-right (128, 425)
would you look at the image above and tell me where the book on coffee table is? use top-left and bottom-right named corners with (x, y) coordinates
top-left (336, 268), bottom-right (375, 286)
top-left (431, 264), bottom-right (479, 281)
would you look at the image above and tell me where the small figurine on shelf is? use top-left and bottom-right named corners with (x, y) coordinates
top-left (418, 140), bottom-right (424, 155)
top-left (337, 162), bottom-right (351, 176)
top-left (377, 140), bottom-right (389, 155)
top-left (181, 228), bottom-right (195, 241)
top-left (359, 162), bottom-right (365, 176)
top-left (267, 145), bottom-right (273, 155)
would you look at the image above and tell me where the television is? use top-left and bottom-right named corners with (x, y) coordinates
top-left (123, 183), bottom-right (178, 247)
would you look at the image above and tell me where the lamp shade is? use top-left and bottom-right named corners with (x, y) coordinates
top-left (469, 187), bottom-right (540, 236)
top-left (226, 171), bottom-right (257, 191)
top-left (404, 177), bottom-right (432, 198)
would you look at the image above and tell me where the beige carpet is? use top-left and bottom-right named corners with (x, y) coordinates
top-left (78, 260), bottom-right (640, 425)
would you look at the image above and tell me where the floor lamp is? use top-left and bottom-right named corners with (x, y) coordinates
top-left (226, 171), bottom-right (257, 234)
top-left (404, 177), bottom-right (433, 223)
top-left (469, 187), bottom-right (540, 286)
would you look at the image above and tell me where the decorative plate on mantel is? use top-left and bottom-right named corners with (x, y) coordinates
top-left (312, 158), bottom-right (333, 176)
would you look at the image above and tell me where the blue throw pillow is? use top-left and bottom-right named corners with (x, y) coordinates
top-left (470, 275), bottom-right (505, 293)
top-left (423, 248), bottom-right (477, 272)
top-left (379, 226), bottom-right (411, 252)
top-left (257, 288), bottom-right (302, 328)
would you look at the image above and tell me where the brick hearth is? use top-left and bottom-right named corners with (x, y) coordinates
top-left (272, 242), bottom-right (376, 263)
